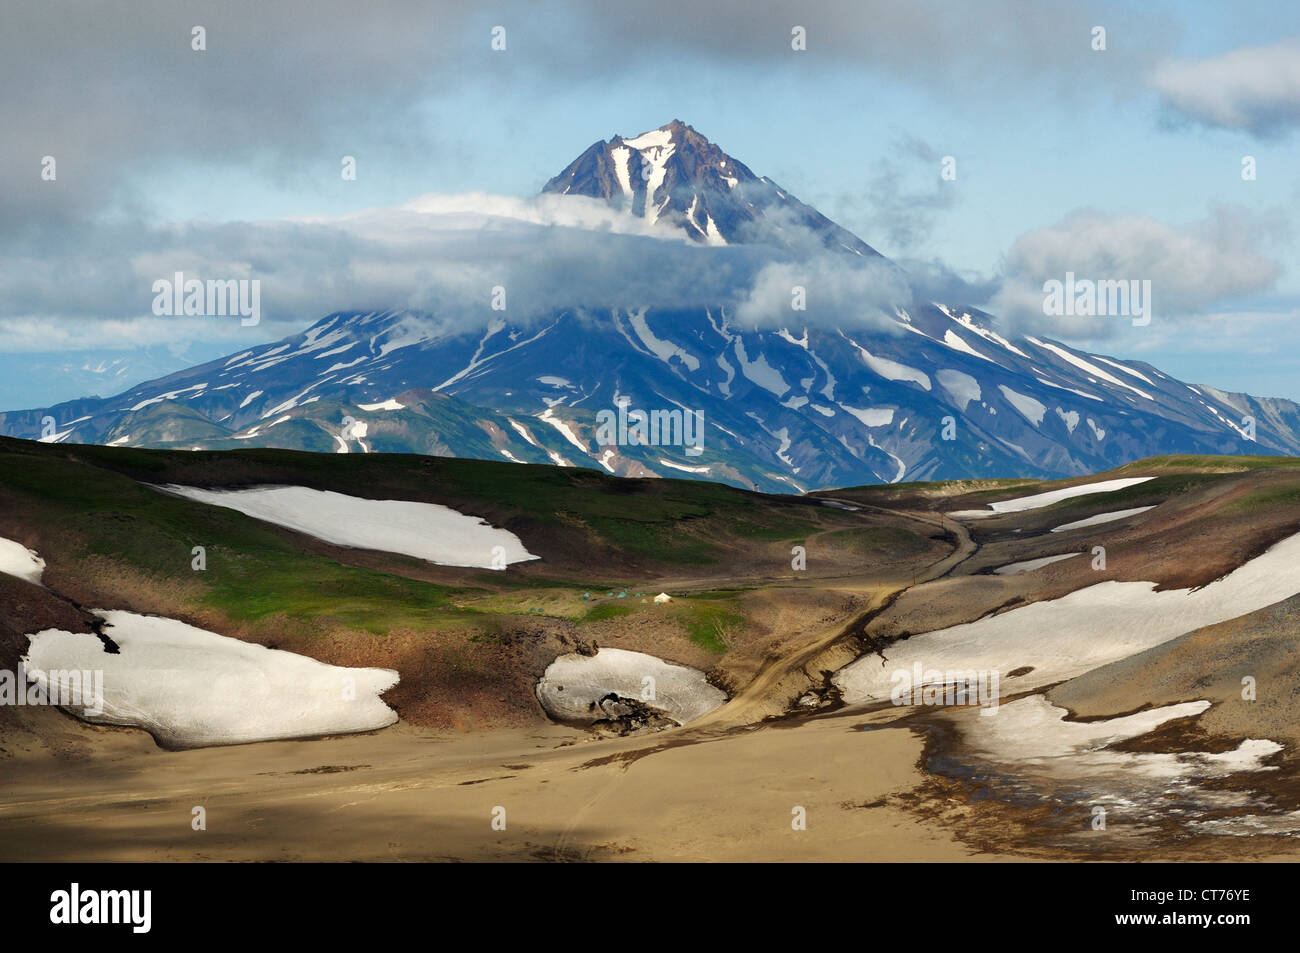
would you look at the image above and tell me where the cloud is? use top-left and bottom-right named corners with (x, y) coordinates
top-left (0, 0), bottom-right (1178, 240)
top-left (0, 0), bottom-right (506, 231)
top-left (1149, 39), bottom-right (1300, 136)
top-left (829, 137), bottom-right (957, 255)
top-left (566, 0), bottom-right (1171, 99)
top-left (989, 207), bottom-right (1284, 338)
top-left (898, 257), bottom-right (1001, 309)
top-left (8, 189), bottom-right (1286, 359)
top-left (0, 192), bottom-right (907, 350)
top-left (733, 256), bottom-right (909, 328)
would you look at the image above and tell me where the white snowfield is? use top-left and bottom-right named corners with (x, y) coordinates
top-left (153, 484), bottom-right (537, 569)
top-left (956, 695), bottom-right (1280, 781)
top-left (23, 610), bottom-right (399, 748)
top-left (0, 536), bottom-right (45, 585)
top-left (936, 368), bottom-right (980, 411)
top-left (536, 647), bottom-right (726, 726)
top-left (1050, 505), bottom-right (1156, 533)
top-left (833, 530), bottom-right (1300, 706)
top-left (992, 552), bottom-right (1081, 575)
top-left (948, 476), bottom-right (1153, 518)
top-left (998, 385), bottom-right (1045, 426)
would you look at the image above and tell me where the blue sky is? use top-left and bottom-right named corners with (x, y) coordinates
top-left (3, 0), bottom-right (1299, 407)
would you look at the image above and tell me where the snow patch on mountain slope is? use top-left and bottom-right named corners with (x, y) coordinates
top-left (773, 427), bottom-right (796, 470)
top-left (313, 341), bottom-right (356, 361)
top-left (659, 459), bottom-right (712, 474)
top-left (732, 338), bottom-right (790, 397)
top-left (684, 195), bottom-right (706, 239)
top-left (840, 405), bottom-right (894, 427)
top-left (610, 146), bottom-right (633, 197)
top-left (129, 383), bottom-right (206, 412)
top-left (0, 536), bottom-right (45, 585)
top-left (704, 214), bottom-right (725, 244)
top-left (358, 398), bottom-right (405, 411)
top-left (1035, 376), bottom-right (1103, 402)
top-left (844, 336), bottom-right (931, 391)
top-left (747, 412), bottom-right (798, 471)
top-left (936, 369), bottom-right (980, 411)
top-left (985, 477), bottom-right (1154, 514)
top-left (993, 552), bottom-right (1082, 575)
top-left (869, 437), bottom-right (908, 483)
top-left (225, 343), bottom-right (289, 372)
top-left (375, 316), bottom-right (443, 359)
top-left (956, 695), bottom-right (1286, 791)
top-left (508, 418), bottom-right (542, 448)
top-left (623, 128), bottom-right (674, 151)
top-left (154, 485), bottom-right (538, 568)
top-left (262, 377), bottom-right (334, 418)
top-left (714, 353), bottom-right (736, 396)
top-left (536, 647), bottom-right (724, 726)
top-left (291, 326), bottom-right (349, 357)
top-left (1051, 506), bottom-right (1156, 533)
top-left (942, 306), bottom-right (1030, 358)
top-left (24, 609), bottom-right (399, 748)
top-left (628, 309), bottom-right (701, 371)
top-left (1093, 355), bottom-right (1155, 385)
top-left (324, 356), bottom-right (367, 375)
top-left (437, 316), bottom-right (559, 392)
top-left (537, 408), bottom-right (590, 453)
top-left (998, 385), bottom-right (1046, 426)
top-left (1028, 337), bottom-right (1153, 401)
top-left (808, 349), bottom-right (836, 400)
top-left (834, 529), bottom-right (1300, 704)
top-left (623, 129), bottom-right (675, 223)
top-left (941, 329), bottom-right (994, 363)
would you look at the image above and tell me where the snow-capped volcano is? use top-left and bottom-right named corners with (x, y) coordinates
top-left (2, 122), bottom-right (1296, 491)
top-left (543, 120), bottom-right (881, 257)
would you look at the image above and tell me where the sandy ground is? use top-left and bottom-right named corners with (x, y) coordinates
top-left (10, 466), bottom-right (1300, 862)
top-left (0, 711), bottom-right (1015, 862)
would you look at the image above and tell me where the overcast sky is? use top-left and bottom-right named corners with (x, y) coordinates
top-left (3, 0), bottom-right (1299, 407)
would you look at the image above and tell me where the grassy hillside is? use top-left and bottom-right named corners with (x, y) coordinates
top-left (17, 442), bottom-right (1295, 735)
top-left (0, 436), bottom-right (944, 731)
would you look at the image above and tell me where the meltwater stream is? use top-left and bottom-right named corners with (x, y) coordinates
top-left (910, 694), bottom-right (1300, 847)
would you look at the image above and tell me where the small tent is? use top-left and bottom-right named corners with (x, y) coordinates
top-left (654, 592), bottom-right (673, 604)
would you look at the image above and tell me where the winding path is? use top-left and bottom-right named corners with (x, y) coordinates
top-left (693, 504), bottom-right (976, 729)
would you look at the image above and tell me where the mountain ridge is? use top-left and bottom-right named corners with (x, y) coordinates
top-left (543, 119), bottom-right (882, 258)
top-left (1, 120), bottom-right (1294, 491)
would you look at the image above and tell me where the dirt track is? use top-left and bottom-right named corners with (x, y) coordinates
top-left (696, 505), bottom-right (975, 729)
